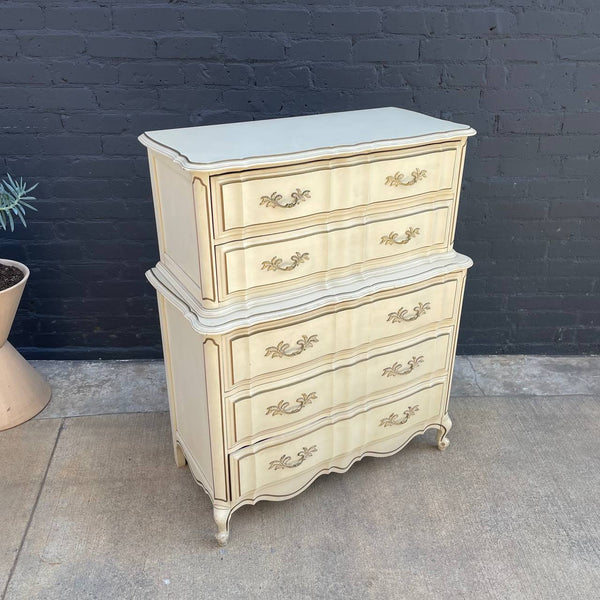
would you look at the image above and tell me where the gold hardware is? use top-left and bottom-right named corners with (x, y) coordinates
top-left (266, 392), bottom-right (316, 416)
top-left (265, 334), bottom-right (319, 358)
top-left (380, 227), bottom-right (420, 246)
top-left (385, 168), bottom-right (427, 187)
top-left (260, 189), bottom-right (311, 209)
top-left (379, 406), bottom-right (420, 428)
top-left (382, 356), bottom-right (424, 377)
top-left (268, 445), bottom-right (318, 470)
top-left (261, 252), bottom-right (309, 272)
top-left (387, 302), bottom-right (431, 323)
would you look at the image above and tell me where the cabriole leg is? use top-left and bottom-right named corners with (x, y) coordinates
top-left (213, 507), bottom-right (231, 546)
top-left (437, 414), bottom-right (452, 451)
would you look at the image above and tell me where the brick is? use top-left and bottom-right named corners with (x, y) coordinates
top-left (517, 10), bottom-right (583, 35)
top-left (87, 36), bottom-right (155, 58)
top-left (548, 241), bottom-right (600, 259)
top-left (25, 87), bottom-right (97, 110)
top-left (254, 65), bottom-right (311, 88)
top-left (97, 88), bottom-right (158, 110)
top-left (0, 34), bottom-right (19, 56)
top-left (0, 111), bottom-right (61, 133)
top-left (509, 64), bottom-right (575, 89)
top-left (313, 9), bottom-right (381, 34)
top-left (448, 10), bottom-right (516, 34)
top-left (113, 7), bottom-right (182, 31)
top-left (557, 39), bottom-right (600, 60)
top-left (383, 10), bottom-right (446, 35)
top-left (0, 59), bottom-right (51, 83)
top-left (490, 39), bottom-right (553, 62)
top-left (539, 135), bottom-right (598, 155)
top-left (38, 135), bottom-right (102, 156)
top-left (246, 8), bottom-right (311, 32)
top-left (223, 36), bottom-right (285, 60)
top-left (313, 65), bottom-right (377, 89)
top-left (158, 89), bottom-right (221, 111)
top-left (381, 65), bottom-right (443, 88)
top-left (156, 36), bottom-right (220, 59)
top-left (444, 64), bottom-right (485, 87)
top-left (562, 113), bottom-right (600, 134)
top-left (421, 39), bottom-right (487, 61)
top-left (181, 8), bottom-right (245, 31)
top-left (222, 89), bottom-right (290, 113)
top-left (550, 200), bottom-right (600, 219)
top-left (2, 5), bottom-right (44, 29)
top-left (499, 113), bottom-right (561, 134)
top-left (481, 90), bottom-right (543, 111)
top-left (51, 61), bottom-right (118, 85)
top-left (118, 63), bottom-right (184, 86)
top-left (184, 64), bottom-right (253, 86)
top-left (20, 34), bottom-right (85, 57)
top-left (354, 39), bottom-right (419, 62)
top-left (288, 40), bottom-right (351, 62)
top-left (414, 89), bottom-right (480, 112)
top-left (62, 114), bottom-right (128, 134)
top-left (46, 7), bottom-right (111, 31)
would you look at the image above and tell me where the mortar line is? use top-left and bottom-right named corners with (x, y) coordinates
top-left (1, 418), bottom-right (65, 600)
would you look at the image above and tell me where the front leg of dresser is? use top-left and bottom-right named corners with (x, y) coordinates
top-left (436, 413), bottom-right (452, 451)
top-left (213, 506), bottom-right (231, 546)
top-left (174, 442), bottom-right (187, 467)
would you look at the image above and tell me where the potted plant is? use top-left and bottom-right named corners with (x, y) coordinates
top-left (0, 174), bottom-right (50, 431)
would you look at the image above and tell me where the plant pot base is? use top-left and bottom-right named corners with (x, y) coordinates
top-left (0, 341), bottom-right (51, 431)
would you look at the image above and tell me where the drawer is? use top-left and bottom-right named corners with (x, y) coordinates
top-left (216, 204), bottom-right (452, 302)
top-left (224, 272), bottom-right (463, 389)
top-left (228, 327), bottom-right (454, 447)
top-left (229, 380), bottom-right (446, 499)
top-left (210, 142), bottom-right (462, 240)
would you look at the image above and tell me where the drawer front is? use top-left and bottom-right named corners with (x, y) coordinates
top-left (229, 381), bottom-right (446, 499)
top-left (229, 328), bottom-right (453, 447)
top-left (217, 204), bottom-right (452, 301)
top-left (225, 273), bottom-right (462, 389)
top-left (211, 143), bottom-right (461, 239)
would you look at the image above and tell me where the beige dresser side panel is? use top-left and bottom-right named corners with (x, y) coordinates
top-left (153, 155), bottom-right (204, 299)
top-left (162, 302), bottom-right (213, 495)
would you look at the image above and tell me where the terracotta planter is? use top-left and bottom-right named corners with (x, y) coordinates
top-left (0, 259), bottom-right (51, 431)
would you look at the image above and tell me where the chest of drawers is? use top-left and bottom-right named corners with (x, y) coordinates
top-left (140, 107), bottom-right (475, 545)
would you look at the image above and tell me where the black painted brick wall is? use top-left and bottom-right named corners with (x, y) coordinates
top-left (1, 0), bottom-right (599, 358)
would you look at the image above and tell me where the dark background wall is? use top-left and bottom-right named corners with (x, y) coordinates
top-left (1, 0), bottom-right (598, 358)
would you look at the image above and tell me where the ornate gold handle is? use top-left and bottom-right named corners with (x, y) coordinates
top-left (268, 445), bottom-right (318, 470)
top-left (382, 356), bottom-right (424, 377)
top-left (387, 302), bottom-right (430, 323)
top-left (379, 406), bottom-right (419, 428)
top-left (385, 168), bottom-right (427, 187)
top-left (261, 251), bottom-right (309, 272)
top-left (265, 334), bottom-right (319, 358)
top-left (260, 188), bottom-right (311, 209)
top-left (266, 392), bottom-right (316, 416)
top-left (380, 227), bottom-right (420, 246)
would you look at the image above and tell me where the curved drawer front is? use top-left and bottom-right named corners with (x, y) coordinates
top-left (211, 143), bottom-right (460, 239)
top-left (225, 274), bottom-right (461, 389)
top-left (229, 381), bottom-right (446, 499)
top-left (217, 204), bottom-right (451, 301)
top-left (229, 328), bottom-right (453, 447)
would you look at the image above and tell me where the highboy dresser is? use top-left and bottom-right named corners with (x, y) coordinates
top-left (140, 107), bottom-right (475, 545)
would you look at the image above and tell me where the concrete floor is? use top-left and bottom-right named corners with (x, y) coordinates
top-left (1, 357), bottom-right (599, 600)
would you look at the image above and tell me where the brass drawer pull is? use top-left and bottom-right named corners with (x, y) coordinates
top-left (382, 355), bottom-right (424, 377)
top-left (385, 168), bottom-right (427, 187)
top-left (269, 445), bottom-right (318, 470)
top-left (266, 392), bottom-right (316, 416)
top-left (265, 334), bottom-right (319, 358)
top-left (379, 406), bottom-right (420, 428)
top-left (380, 227), bottom-right (420, 246)
top-left (387, 302), bottom-right (431, 323)
top-left (261, 251), bottom-right (309, 272)
top-left (260, 188), bottom-right (311, 209)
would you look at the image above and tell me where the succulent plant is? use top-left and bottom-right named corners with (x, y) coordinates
top-left (0, 174), bottom-right (38, 232)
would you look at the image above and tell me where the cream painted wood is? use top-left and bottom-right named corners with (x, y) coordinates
top-left (228, 326), bottom-right (454, 448)
top-left (229, 380), bottom-right (446, 499)
top-left (211, 141), bottom-right (462, 239)
top-left (225, 272), bottom-right (462, 389)
top-left (218, 204), bottom-right (452, 301)
top-left (141, 107), bottom-right (474, 545)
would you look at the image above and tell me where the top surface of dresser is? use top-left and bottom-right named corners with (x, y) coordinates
top-left (139, 106), bottom-right (475, 172)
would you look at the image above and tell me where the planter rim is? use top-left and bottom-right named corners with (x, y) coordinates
top-left (0, 258), bottom-right (30, 296)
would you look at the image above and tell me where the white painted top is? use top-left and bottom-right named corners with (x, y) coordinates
top-left (139, 107), bottom-right (476, 171)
